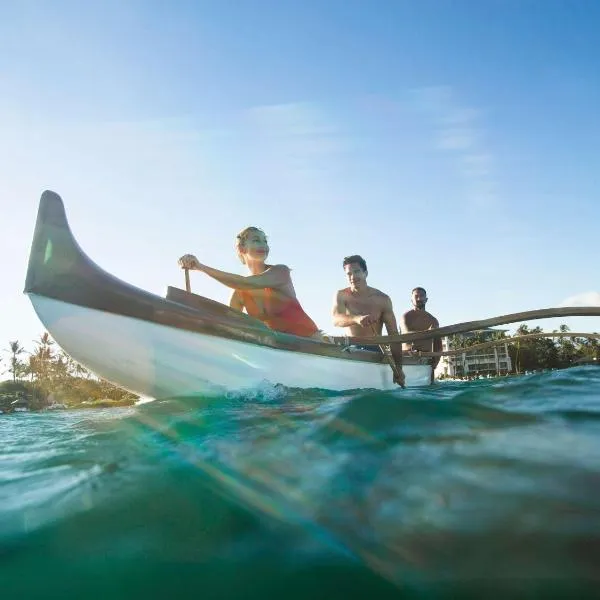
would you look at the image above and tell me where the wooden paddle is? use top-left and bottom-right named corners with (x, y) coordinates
top-left (370, 325), bottom-right (405, 388)
top-left (184, 267), bottom-right (191, 293)
top-left (334, 306), bottom-right (600, 345)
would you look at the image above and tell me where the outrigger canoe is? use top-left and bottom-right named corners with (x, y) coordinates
top-left (24, 191), bottom-right (434, 398)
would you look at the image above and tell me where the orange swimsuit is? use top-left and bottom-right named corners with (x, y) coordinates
top-left (239, 288), bottom-right (319, 337)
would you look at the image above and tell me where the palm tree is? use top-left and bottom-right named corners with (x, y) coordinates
top-left (31, 333), bottom-right (55, 388)
top-left (6, 341), bottom-right (25, 383)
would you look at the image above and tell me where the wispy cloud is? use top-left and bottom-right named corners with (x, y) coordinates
top-left (410, 85), bottom-right (498, 208)
top-left (248, 102), bottom-right (337, 139)
top-left (247, 102), bottom-right (347, 164)
top-left (559, 291), bottom-right (600, 307)
top-left (243, 102), bottom-right (350, 208)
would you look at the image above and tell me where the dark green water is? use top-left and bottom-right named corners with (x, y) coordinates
top-left (2, 367), bottom-right (600, 599)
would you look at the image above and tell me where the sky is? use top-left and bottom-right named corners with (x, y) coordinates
top-left (1, 0), bottom-right (600, 359)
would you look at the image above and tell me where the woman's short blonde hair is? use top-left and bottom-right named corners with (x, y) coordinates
top-left (235, 226), bottom-right (268, 264)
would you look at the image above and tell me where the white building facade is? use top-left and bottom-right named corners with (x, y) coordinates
top-left (435, 328), bottom-right (512, 379)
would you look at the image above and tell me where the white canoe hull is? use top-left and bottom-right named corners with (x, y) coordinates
top-left (30, 295), bottom-right (433, 398)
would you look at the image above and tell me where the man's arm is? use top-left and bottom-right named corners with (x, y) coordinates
top-left (381, 296), bottom-right (405, 387)
top-left (381, 295), bottom-right (399, 335)
top-left (332, 291), bottom-right (379, 328)
top-left (332, 291), bottom-right (359, 328)
top-left (399, 311), bottom-right (409, 334)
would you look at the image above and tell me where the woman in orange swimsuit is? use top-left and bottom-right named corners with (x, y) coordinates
top-left (178, 226), bottom-right (322, 338)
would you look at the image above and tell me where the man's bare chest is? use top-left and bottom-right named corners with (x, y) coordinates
top-left (405, 311), bottom-right (434, 330)
top-left (346, 295), bottom-right (382, 315)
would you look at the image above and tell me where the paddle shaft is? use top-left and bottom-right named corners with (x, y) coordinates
top-left (382, 348), bottom-right (405, 387)
top-left (371, 325), bottom-right (405, 388)
top-left (184, 268), bottom-right (191, 293)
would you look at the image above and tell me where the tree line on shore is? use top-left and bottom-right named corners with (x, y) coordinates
top-left (448, 324), bottom-right (600, 373)
top-left (1, 332), bottom-right (138, 413)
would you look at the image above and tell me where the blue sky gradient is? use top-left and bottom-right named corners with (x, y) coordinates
top-left (1, 0), bottom-right (599, 355)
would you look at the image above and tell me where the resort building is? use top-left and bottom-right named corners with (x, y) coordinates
top-left (435, 327), bottom-right (512, 379)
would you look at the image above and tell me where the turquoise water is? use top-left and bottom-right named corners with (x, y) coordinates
top-left (1, 367), bottom-right (600, 599)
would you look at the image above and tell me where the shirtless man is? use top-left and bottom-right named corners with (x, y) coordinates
top-left (400, 287), bottom-right (442, 377)
top-left (332, 255), bottom-right (404, 386)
